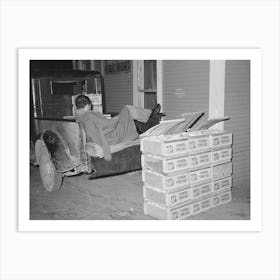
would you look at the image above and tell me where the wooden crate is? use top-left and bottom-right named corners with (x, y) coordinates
top-left (142, 176), bottom-right (213, 207)
top-left (189, 167), bottom-right (212, 186)
top-left (141, 154), bottom-right (189, 174)
top-left (210, 132), bottom-right (232, 150)
top-left (142, 167), bottom-right (214, 192)
top-left (143, 190), bottom-right (232, 220)
top-left (142, 169), bottom-right (190, 190)
top-left (187, 132), bottom-right (211, 155)
top-left (212, 190), bottom-right (232, 207)
top-left (212, 176), bottom-right (232, 193)
top-left (190, 182), bottom-right (213, 200)
top-left (212, 162), bottom-right (232, 180)
top-left (143, 185), bottom-right (192, 207)
top-left (189, 152), bottom-right (212, 170)
top-left (143, 199), bottom-right (193, 220)
top-left (141, 151), bottom-right (212, 174)
top-left (140, 134), bottom-right (189, 157)
top-left (140, 131), bottom-right (211, 157)
top-left (211, 148), bottom-right (232, 165)
top-left (191, 196), bottom-right (213, 215)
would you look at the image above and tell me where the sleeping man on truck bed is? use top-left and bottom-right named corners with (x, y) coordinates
top-left (74, 94), bottom-right (161, 161)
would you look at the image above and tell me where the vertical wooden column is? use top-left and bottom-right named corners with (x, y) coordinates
top-left (209, 60), bottom-right (226, 130)
top-left (133, 60), bottom-right (144, 107)
top-left (156, 60), bottom-right (163, 111)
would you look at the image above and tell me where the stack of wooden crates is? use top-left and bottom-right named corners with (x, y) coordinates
top-left (140, 130), bottom-right (233, 219)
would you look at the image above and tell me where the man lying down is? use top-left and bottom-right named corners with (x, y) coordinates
top-left (74, 94), bottom-right (161, 161)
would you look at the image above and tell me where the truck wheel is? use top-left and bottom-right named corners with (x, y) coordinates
top-left (38, 140), bottom-right (63, 192)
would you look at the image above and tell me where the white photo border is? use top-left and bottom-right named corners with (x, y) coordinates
top-left (19, 48), bottom-right (262, 232)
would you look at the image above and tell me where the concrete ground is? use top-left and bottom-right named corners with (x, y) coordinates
top-left (30, 165), bottom-right (250, 220)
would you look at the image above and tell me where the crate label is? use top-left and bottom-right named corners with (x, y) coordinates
top-left (188, 140), bottom-right (197, 150)
top-left (165, 173), bottom-right (189, 188)
top-left (176, 158), bottom-right (188, 168)
top-left (213, 177), bottom-right (232, 193)
top-left (175, 174), bottom-right (189, 185)
top-left (171, 205), bottom-right (192, 219)
top-left (188, 137), bottom-right (210, 153)
top-left (166, 161), bottom-right (175, 171)
top-left (221, 134), bottom-right (232, 145)
top-left (191, 183), bottom-right (212, 199)
top-left (221, 177), bottom-right (232, 189)
top-left (212, 136), bottom-right (220, 147)
top-left (220, 149), bottom-right (231, 159)
top-left (201, 199), bottom-right (211, 210)
top-left (190, 152), bottom-right (211, 168)
top-left (171, 211), bottom-right (179, 219)
top-left (165, 157), bottom-right (188, 172)
top-left (192, 187), bottom-right (200, 198)
top-left (164, 144), bottom-right (174, 155)
top-left (190, 156), bottom-right (199, 167)
top-left (168, 188), bottom-right (191, 206)
top-left (220, 192), bottom-right (231, 203)
top-left (193, 203), bottom-right (200, 214)
top-left (200, 153), bottom-right (211, 164)
top-left (179, 206), bottom-right (192, 218)
top-left (211, 134), bottom-right (232, 148)
top-left (166, 177), bottom-right (175, 188)
top-left (200, 183), bottom-right (212, 195)
top-left (164, 141), bottom-right (188, 155)
top-left (170, 195), bottom-right (177, 204)
top-left (213, 196), bottom-right (220, 206)
top-left (177, 189), bottom-right (191, 200)
top-left (197, 138), bottom-right (210, 149)
top-left (212, 148), bottom-right (232, 163)
top-left (213, 181), bottom-right (221, 191)
top-left (190, 168), bottom-right (212, 184)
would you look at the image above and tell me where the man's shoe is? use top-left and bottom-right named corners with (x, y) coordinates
top-left (134, 104), bottom-right (162, 134)
top-left (148, 104), bottom-right (161, 121)
top-left (134, 112), bottom-right (161, 134)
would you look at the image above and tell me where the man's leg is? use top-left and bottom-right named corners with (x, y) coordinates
top-left (125, 105), bottom-right (151, 122)
top-left (106, 106), bottom-right (139, 145)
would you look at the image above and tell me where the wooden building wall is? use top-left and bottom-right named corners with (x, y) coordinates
top-left (224, 60), bottom-right (250, 189)
top-left (162, 60), bottom-right (210, 125)
top-left (103, 62), bottom-right (133, 113)
top-left (162, 59), bottom-right (250, 191)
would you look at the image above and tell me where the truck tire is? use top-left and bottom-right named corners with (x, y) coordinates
top-left (37, 140), bottom-right (63, 192)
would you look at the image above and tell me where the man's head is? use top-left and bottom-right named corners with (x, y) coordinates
top-left (75, 94), bottom-right (92, 111)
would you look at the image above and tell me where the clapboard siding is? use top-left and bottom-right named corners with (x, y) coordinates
top-left (162, 60), bottom-right (210, 123)
top-left (224, 60), bottom-right (250, 189)
top-left (103, 62), bottom-right (133, 113)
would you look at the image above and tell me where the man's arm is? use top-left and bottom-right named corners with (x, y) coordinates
top-left (78, 113), bottom-right (112, 161)
top-left (96, 126), bottom-right (112, 161)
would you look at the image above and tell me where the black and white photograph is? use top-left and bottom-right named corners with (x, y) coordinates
top-left (28, 58), bottom-right (251, 221)
top-left (1, 1), bottom-right (279, 280)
